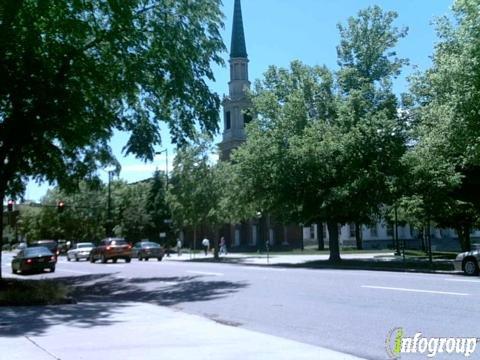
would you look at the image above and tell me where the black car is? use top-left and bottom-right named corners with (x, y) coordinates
top-left (30, 240), bottom-right (59, 258)
top-left (132, 241), bottom-right (164, 261)
top-left (11, 246), bottom-right (57, 274)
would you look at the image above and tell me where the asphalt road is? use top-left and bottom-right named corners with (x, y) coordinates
top-left (2, 253), bottom-right (479, 359)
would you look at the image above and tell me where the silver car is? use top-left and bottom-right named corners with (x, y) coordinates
top-left (454, 249), bottom-right (480, 276)
top-left (67, 242), bottom-right (95, 261)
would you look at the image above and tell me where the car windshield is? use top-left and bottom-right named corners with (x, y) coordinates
top-left (110, 240), bottom-right (127, 246)
top-left (24, 247), bottom-right (53, 257)
top-left (142, 242), bottom-right (160, 248)
top-left (77, 243), bottom-right (94, 248)
top-left (32, 241), bottom-right (57, 250)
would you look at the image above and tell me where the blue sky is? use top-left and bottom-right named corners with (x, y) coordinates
top-left (25, 0), bottom-right (453, 201)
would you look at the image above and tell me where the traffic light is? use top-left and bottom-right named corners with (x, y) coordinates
top-left (57, 201), bottom-right (65, 213)
top-left (7, 200), bottom-right (14, 212)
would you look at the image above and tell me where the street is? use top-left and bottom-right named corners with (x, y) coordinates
top-left (1, 253), bottom-right (479, 359)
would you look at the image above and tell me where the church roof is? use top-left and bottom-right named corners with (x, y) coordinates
top-left (230, 0), bottom-right (247, 58)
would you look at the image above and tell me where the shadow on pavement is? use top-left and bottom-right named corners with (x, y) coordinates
top-left (180, 255), bottom-right (458, 274)
top-left (0, 272), bottom-right (248, 337)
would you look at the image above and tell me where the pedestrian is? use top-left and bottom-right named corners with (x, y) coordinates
top-left (202, 238), bottom-right (210, 256)
top-left (176, 238), bottom-right (182, 256)
top-left (219, 236), bottom-right (227, 255)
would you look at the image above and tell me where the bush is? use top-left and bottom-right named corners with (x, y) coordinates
top-left (0, 279), bottom-right (72, 306)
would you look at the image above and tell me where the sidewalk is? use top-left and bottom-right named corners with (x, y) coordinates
top-left (0, 302), bottom-right (364, 360)
top-left (164, 251), bottom-right (394, 266)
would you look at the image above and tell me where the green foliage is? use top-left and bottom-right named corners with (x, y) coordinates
top-left (230, 6), bottom-right (408, 261)
top-left (0, 0), bottom-right (225, 195)
top-left (0, 0), bottom-right (226, 278)
top-left (403, 0), bottom-right (480, 250)
top-left (145, 171), bottom-right (172, 242)
top-left (0, 279), bottom-right (69, 306)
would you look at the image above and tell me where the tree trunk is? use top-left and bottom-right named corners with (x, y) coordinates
top-left (458, 225), bottom-right (471, 252)
top-left (317, 223), bottom-right (324, 251)
top-left (327, 220), bottom-right (341, 262)
top-left (0, 189), bottom-right (5, 282)
top-left (300, 224), bottom-right (304, 251)
top-left (193, 224), bottom-right (197, 257)
top-left (355, 222), bottom-right (362, 250)
top-left (427, 220), bottom-right (432, 266)
top-left (464, 225), bottom-right (471, 252)
top-left (213, 228), bottom-right (219, 260)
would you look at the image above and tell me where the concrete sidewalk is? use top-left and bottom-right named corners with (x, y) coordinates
top-left (164, 251), bottom-right (394, 266)
top-left (1, 302), bottom-right (364, 360)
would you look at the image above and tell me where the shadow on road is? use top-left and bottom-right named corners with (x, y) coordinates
top-left (0, 272), bottom-right (248, 337)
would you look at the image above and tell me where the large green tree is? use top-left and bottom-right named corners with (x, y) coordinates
top-left (0, 0), bottom-right (225, 278)
top-left (231, 6), bottom-right (407, 261)
top-left (405, 0), bottom-right (480, 251)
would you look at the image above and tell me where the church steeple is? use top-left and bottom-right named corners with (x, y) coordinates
top-left (219, 0), bottom-right (251, 161)
top-left (230, 0), bottom-right (247, 58)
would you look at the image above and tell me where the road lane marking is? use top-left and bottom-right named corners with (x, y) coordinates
top-left (361, 285), bottom-right (469, 296)
top-left (444, 278), bottom-right (480, 283)
top-left (186, 270), bottom-right (224, 277)
top-left (57, 269), bottom-right (90, 274)
top-left (246, 267), bottom-right (286, 272)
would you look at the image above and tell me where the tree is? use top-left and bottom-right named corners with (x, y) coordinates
top-left (145, 171), bottom-right (172, 243)
top-left (114, 181), bottom-right (152, 242)
top-left (405, 0), bottom-right (480, 251)
top-left (16, 184), bottom-right (107, 243)
top-left (0, 0), bottom-right (225, 279)
top-left (231, 6), bottom-right (408, 262)
top-left (166, 141), bottom-right (212, 254)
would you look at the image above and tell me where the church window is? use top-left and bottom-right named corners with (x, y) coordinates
top-left (226, 111), bottom-right (231, 129)
top-left (243, 112), bottom-right (252, 125)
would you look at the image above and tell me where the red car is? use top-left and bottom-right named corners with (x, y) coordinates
top-left (89, 238), bottom-right (132, 263)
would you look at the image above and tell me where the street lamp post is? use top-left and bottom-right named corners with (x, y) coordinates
top-left (155, 148), bottom-right (169, 184)
top-left (106, 170), bottom-right (115, 237)
top-left (256, 211), bottom-right (269, 264)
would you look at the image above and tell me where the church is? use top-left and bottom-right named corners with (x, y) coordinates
top-left (216, 0), bottom-right (469, 252)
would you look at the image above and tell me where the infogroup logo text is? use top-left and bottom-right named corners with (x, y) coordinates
top-left (386, 327), bottom-right (479, 358)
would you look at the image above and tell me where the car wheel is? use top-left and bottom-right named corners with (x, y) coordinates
top-left (75, 255), bottom-right (79, 262)
top-left (113, 258), bottom-right (117, 263)
top-left (463, 258), bottom-right (479, 276)
top-left (50, 266), bottom-right (56, 273)
top-left (138, 255), bottom-right (143, 261)
top-left (67, 256), bottom-right (71, 261)
top-left (145, 257), bottom-right (149, 261)
top-left (11, 266), bottom-right (16, 274)
top-left (125, 257), bottom-right (131, 263)
top-left (157, 257), bottom-right (163, 261)
top-left (90, 254), bottom-right (95, 263)
top-left (101, 254), bottom-right (107, 264)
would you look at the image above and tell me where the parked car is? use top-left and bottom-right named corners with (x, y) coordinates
top-left (132, 241), bottom-right (164, 261)
top-left (67, 242), bottom-right (95, 261)
top-left (454, 249), bottom-right (480, 276)
top-left (89, 238), bottom-right (132, 263)
top-left (30, 240), bottom-right (59, 258)
top-left (11, 246), bottom-right (57, 274)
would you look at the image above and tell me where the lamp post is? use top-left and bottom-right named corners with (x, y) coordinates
top-left (256, 211), bottom-right (269, 264)
top-left (155, 148), bottom-right (169, 184)
top-left (106, 170), bottom-right (115, 237)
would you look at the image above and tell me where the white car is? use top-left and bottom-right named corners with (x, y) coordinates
top-left (67, 242), bottom-right (95, 261)
top-left (454, 249), bottom-right (480, 276)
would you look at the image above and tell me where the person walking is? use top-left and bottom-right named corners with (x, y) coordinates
top-left (202, 238), bottom-right (210, 256)
top-left (176, 238), bottom-right (182, 256)
top-left (219, 236), bottom-right (227, 255)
